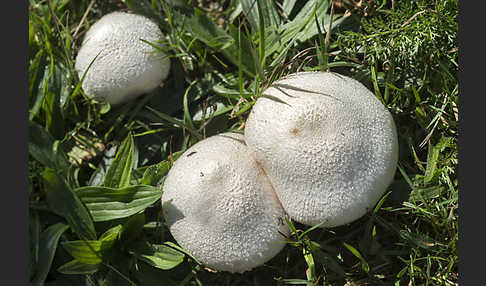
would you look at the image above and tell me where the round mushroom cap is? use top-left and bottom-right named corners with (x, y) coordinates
top-left (75, 12), bottom-right (170, 105)
top-left (161, 133), bottom-right (289, 273)
top-left (244, 71), bottom-right (399, 228)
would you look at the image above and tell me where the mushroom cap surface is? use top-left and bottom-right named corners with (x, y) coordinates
top-left (161, 133), bottom-right (289, 273)
top-left (75, 12), bottom-right (170, 104)
top-left (244, 72), bottom-right (399, 227)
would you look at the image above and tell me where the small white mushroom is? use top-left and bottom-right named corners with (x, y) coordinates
top-left (161, 133), bottom-right (289, 273)
top-left (75, 12), bottom-right (170, 105)
top-left (244, 71), bottom-right (399, 228)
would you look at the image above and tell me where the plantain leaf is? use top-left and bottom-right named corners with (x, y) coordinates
top-left (30, 223), bottom-right (69, 286)
top-left (42, 168), bottom-right (96, 240)
top-left (141, 160), bottom-right (170, 186)
top-left (57, 259), bottom-right (100, 275)
top-left (61, 225), bottom-right (122, 266)
top-left (121, 213), bottom-right (145, 244)
top-left (61, 240), bottom-right (104, 265)
top-left (28, 211), bottom-right (40, 281)
top-left (282, 0), bottom-right (297, 16)
top-left (73, 185), bottom-right (162, 222)
top-left (103, 133), bottom-right (135, 188)
top-left (129, 242), bottom-right (185, 270)
top-left (28, 121), bottom-right (69, 173)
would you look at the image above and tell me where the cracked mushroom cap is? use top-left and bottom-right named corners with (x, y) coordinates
top-left (244, 71), bottom-right (399, 228)
top-left (75, 12), bottom-right (170, 105)
top-left (161, 133), bottom-right (289, 273)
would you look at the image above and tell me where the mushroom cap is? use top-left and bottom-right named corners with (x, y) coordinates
top-left (75, 12), bottom-right (170, 105)
top-left (244, 71), bottom-right (399, 228)
top-left (161, 133), bottom-right (289, 273)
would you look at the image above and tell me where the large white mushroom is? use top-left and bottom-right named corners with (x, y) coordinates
top-left (244, 71), bottom-right (399, 228)
top-left (75, 12), bottom-right (170, 105)
top-left (161, 133), bottom-right (289, 273)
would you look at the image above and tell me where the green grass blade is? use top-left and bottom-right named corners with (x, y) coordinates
top-left (370, 64), bottom-right (384, 104)
top-left (183, 81), bottom-right (197, 131)
top-left (298, 220), bottom-right (327, 241)
top-left (314, 12), bottom-right (326, 71)
top-left (146, 106), bottom-right (202, 140)
top-left (373, 191), bottom-right (392, 214)
top-left (256, 0), bottom-right (265, 70)
top-left (343, 242), bottom-right (370, 273)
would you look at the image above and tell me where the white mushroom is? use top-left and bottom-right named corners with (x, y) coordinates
top-left (75, 12), bottom-right (170, 105)
top-left (244, 71), bottom-right (399, 228)
top-left (161, 133), bottom-right (289, 273)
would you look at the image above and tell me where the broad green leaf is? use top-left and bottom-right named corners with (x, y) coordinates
top-left (141, 161), bottom-right (170, 186)
top-left (132, 261), bottom-right (180, 286)
top-left (103, 133), bottom-right (135, 188)
top-left (61, 240), bottom-right (104, 264)
top-left (43, 91), bottom-right (64, 139)
top-left (42, 168), bottom-right (96, 240)
top-left (28, 121), bottom-right (69, 173)
top-left (100, 225), bottom-right (123, 241)
top-left (57, 259), bottom-right (100, 275)
top-left (130, 242), bottom-right (185, 270)
top-left (29, 49), bottom-right (46, 110)
top-left (28, 211), bottom-right (40, 281)
top-left (61, 229), bottom-right (123, 265)
top-left (73, 185), bottom-right (162, 222)
top-left (42, 63), bottom-right (68, 139)
top-left (163, 241), bottom-right (200, 264)
top-left (282, 0), bottom-right (297, 16)
top-left (29, 61), bottom-right (49, 121)
top-left (30, 223), bottom-right (69, 286)
top-left (121, 213), bottom-right (145, 244)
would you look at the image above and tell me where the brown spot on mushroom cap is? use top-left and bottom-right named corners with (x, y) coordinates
top-left (289, 128), bottom-right (299, 136)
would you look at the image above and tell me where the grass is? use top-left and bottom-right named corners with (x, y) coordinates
top-left (28, 0), bottom-right (458, 285)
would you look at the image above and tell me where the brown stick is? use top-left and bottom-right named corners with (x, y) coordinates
top-left (72, 0), bottom-right (96, 40)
